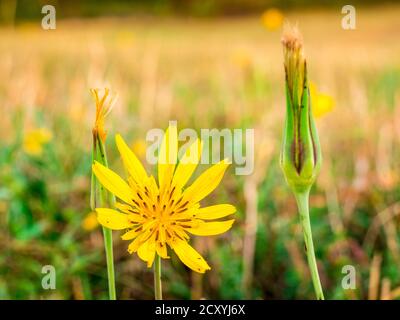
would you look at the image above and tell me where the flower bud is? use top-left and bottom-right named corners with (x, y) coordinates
top-left (280, 26), bottom-right (322, 193)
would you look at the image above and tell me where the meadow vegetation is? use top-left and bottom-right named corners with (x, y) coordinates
top-left (1, 5), bottom-right (400, 299)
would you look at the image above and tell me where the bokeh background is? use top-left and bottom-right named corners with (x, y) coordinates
top-left (1, 0), bottom-right (400, 300)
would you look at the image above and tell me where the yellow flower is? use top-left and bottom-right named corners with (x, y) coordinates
top-left (309, 82), bottom-right (335, 118)
top-left (23, 128), bottom-right (52, 156)
top-left (92, 124), bottom-right (236, 273)
top-left (82, 211), bottom-right (99, 231)
top-left (261, 8), bottom-right (284, 31)
top-left (91, 88), bottom-right (117, 142)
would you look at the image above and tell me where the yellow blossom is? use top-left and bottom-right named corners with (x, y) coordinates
top-left (309, 82), bottom-right (335, 118)
top-left (261, 8), bottom-right (284, 31)
top-left (91, 88), bottom-right (117, 142)
top-left (92, 124), bottom-right (236, 273)
top-left (23, 128), bottom-right (52, 156)
top-left (82, 211), bottom-right (99, 231)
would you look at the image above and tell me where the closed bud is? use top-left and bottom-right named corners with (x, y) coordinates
top-left (280, 25), bottom-right (322, 193)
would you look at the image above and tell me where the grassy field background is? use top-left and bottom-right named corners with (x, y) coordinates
top-left (1, 4), bottom-right (400, 299)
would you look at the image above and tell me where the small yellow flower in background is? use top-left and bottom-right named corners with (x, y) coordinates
top-left (82, 211), bottom-right (99, 231)
top-left (23, 128), bottom-right (52, 156)
top-left (261, 8), bottom-right (284, 31)
top-left (92, 124), bottom-right (236, 273)
top-left (131, 139), bottom-right (147, 159)
top-left (91, 88), bottom-right (117, 142)
top-left (309, 82), bottom-right (335, 118)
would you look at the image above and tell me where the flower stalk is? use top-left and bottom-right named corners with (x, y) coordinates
top-left (294, 191), bottom-right (324, 300)
top-left (154, 254), bottom-right (162, 300)
top-left (90, 88), bottom-right (117, 300)
top-left (280, 25), bottom-right (324, 299)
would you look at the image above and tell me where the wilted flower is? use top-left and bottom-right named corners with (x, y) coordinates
top-left (280, 25), bottom-right (322, 194)
top-left (91, 88), bottom-right (117, 143)
top-left (90, 87), bottom-right (118, 300)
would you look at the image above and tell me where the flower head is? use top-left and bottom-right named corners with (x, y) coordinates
top-left (23, 127), bottom-right (52, 156)
top-left (280, 25), bottom-right (322, 193)
top-left (91, 88), bottom-right (117, 142)
top-left (92, 124), bottom-right (236, 273)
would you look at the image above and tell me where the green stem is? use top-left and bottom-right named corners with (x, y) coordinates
top-left (97, 138), bottom-right (116, 206)
top-left (294, 190), bottom-right (325, 300)
top-left (91, 135), bottom-right (117, 300)
top-left (102, 226), bottom-right (116, 300)
top-left (90, 137), bottom-right (97, 211)
top-left (154, 255), bottom-right (162, 300)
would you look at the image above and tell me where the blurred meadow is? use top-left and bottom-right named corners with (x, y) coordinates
top-left (1, 1), bottom-right (400, 299)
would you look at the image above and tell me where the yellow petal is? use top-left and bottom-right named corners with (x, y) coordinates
top-left (158, 125), bottom-right (178, 190)
top-left (96, 208), bottom-right (131, 230)
top-left (173, 139), bottom-right (202, 188)
top-left (121, 228), bottom-right (142, 240)
top-left (114, 203), bottom-right (144, 223)
top-left (196, 204), bottom-right (236, 220)
top-left (92, 161), bottom-right (134, 205)
top-left (128, 237), bottom-right (142, 253)
top-left (170, 225), bottom-right (190, 240)
top-left (171, 205), bottom-right (199, 220)
top-left (171, 240), bottom-right (210, 273)
top-left (188, 219), bottom-right (235, 236)
top-left (183, 159), bottom-right (230, 203)
top-left (156, 228), bottom-right (169, 259)
top-left (147, 175), bottom-right (160, 197)
top-left (137, 240), bottom-right (156, 267)
top-left (115, 202), bottom-right (137, 213)
top-left (156, 241), bottom-right (169, 259)
top-left (115, 134), bottom-right (148, 184)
